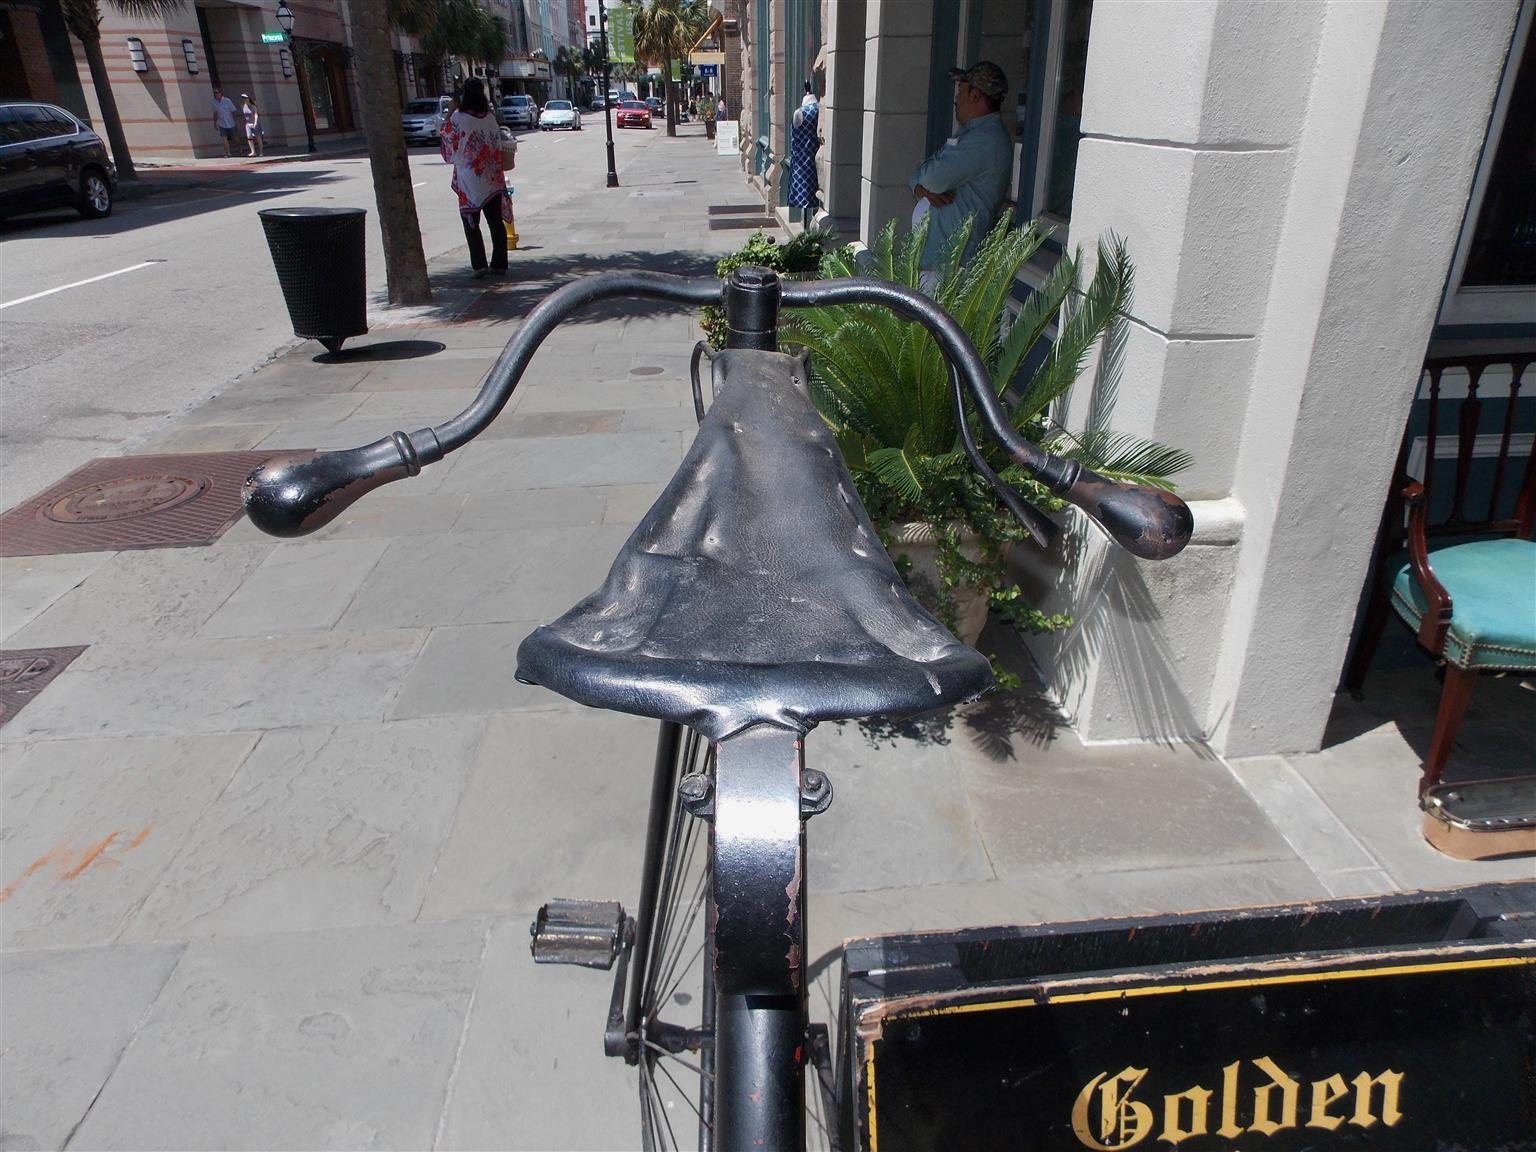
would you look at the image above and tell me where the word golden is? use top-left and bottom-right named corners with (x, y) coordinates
top-left (1071, 1056), bottom-right (1404, 1149)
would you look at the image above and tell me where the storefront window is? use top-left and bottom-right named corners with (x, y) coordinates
top-left (1011, 0), bottom-right (1093, 234)
top-left (1462, 22), bottom-right (1535, 286)
top-left (1044, 0), bottom-right (1091, 220)
top-left (303, 52), bottom-right (335, 130)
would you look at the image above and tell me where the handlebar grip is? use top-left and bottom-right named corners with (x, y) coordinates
top-left (243, 432), bottom-right (434, 538)
top-left (1059, 464), bottom-right (1194, 560)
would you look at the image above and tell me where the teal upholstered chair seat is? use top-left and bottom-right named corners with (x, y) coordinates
top-left (1342, 348), bottom-right (1535, 803)
top-left (1390, 538), bottom-right (1536, 671)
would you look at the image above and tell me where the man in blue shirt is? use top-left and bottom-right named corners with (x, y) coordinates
top-left (909, 61), bottom-right (1014, 284)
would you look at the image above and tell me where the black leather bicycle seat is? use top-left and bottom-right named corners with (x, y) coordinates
top-left (515, 348), bottom-right (994, 739)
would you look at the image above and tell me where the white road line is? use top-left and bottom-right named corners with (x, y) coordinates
top-left (0, 260), bottom-right (164, 311)
top-left (413, 181), bottom-right (426, 188)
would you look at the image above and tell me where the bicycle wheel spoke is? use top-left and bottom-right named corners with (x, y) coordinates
top-left (656, 936), bottom-right (705, 1018)
top-left (650, 1058), bottom-right (683, 1151)
top-left (645, 1038), bottom-right (715, 1082)
top-left (644, 797), bottom-right (689, 1008)
top-left (654, 1053), bottom-right (709, 1130)
top-left (649, 868), bottom-right (707, 1014)
top-left (648, 809), bottom-right (700, 998)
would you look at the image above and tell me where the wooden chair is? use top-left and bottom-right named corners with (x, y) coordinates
top-left (1344, 350), bottom-right (1536, 794)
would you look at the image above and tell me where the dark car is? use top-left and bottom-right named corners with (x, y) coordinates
top-left (400, 96), bottom-right (453, 145)
top-left (644, 96), bottom-right (665, 118)
top-left (0, 101), bottom-right (116, 221)
top-left (615, 100), bottom-right (652, 129)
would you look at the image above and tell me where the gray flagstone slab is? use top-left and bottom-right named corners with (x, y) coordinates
top-left (125, 719), bottom-right (485, 940)
top-left (1, 732), bottom-right (259, 949)
top-left (1, 943), bottom-right (185, 1151)
top-left (68, 921), bottom-right (487, 1151)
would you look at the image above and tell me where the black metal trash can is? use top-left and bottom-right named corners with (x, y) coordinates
top-left (258, 206), bottom-right (368, 354)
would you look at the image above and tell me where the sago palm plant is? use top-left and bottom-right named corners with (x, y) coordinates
top-left (781, 216), bottom-right (1191, 662)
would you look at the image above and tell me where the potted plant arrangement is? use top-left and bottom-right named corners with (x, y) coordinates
top-left (699, 226), bottom-right (837, 347)
top-left (781, 217), bottom-right (1190, 684)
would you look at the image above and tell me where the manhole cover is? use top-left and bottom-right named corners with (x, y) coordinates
top-left (0, 645), bottom-right (87, 728)
top-left (0, 452), bottom-right (274, 557)
top-left (630, 366), bottom-right (665, 376)
top-left (44, 475), bottom-right (209, 524)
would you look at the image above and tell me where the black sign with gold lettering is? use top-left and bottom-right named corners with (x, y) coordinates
top-left (840, 884), bottom-right (1535, 1151)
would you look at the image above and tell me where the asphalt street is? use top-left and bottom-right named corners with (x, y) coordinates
top-left (0, 113), bottom-right (632, 508)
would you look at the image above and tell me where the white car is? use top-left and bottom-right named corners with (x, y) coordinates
top-left (539, 100), bottom-right (581, 130)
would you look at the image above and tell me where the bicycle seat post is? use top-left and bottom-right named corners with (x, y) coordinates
top-left (723, 265), bottom-right (782, 351)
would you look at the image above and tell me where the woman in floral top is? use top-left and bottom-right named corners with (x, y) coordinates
top-left (440, 78), bottom-right (512, 277)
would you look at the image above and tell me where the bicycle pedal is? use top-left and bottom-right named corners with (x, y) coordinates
top-left (530, 899), bottom-right (629, 969)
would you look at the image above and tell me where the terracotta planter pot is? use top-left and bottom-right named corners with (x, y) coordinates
top-left (884, 522), bottom-right (1007, 646)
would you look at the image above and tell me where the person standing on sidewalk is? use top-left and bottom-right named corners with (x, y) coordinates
top-left (908, 61), bottom-right (1013, 292)
top-left (241, 94), bottom-right (264, 157)
top-left (211, 87), bottom-right (240, 157)
top-left (439, 78), bottom-right (510, 278)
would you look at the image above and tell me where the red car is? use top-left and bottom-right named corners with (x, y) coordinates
top-left (615, 100), bottom-right (652, 129)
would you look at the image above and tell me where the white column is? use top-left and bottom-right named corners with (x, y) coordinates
top-left (819, 0), bottom-right (866, 236)
top-left (858, 0), bottom-right (933, 247)
top-left (1030, 0), bottom-right (1519, 756)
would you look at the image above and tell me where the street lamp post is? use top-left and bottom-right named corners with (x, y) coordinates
top-left (275, 0), bottom-right (317, 154)
top-left (597, 0), bottom-right (619, 188)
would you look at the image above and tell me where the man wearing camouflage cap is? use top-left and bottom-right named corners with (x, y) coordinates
top-left (909, 61), bottom-right (1014, 287)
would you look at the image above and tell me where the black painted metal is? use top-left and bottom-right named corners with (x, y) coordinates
top-left (711, 725), bottom-right (807, 1151)
top-left (596, 0), bottom-right (620, 187)
top-left (843, 882), bottom-right (1536, 1152)
top-left (243, 271), bottom-right (720, 538)
top-left (257, 208), bottom-right (367, 349)
top-left (244, 268), bottom-right (1190, 559)
top-left (717, 994), bottom-right (805, 1152)
top-left (514, 348), bottom-right (993, 740)
top-left (625, 720), bottom-right (687, 1064)
top-left (723, 265), bottom-right (782, 350)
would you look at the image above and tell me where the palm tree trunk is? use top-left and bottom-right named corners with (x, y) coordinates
top-left (344, 0), bottom-right (431, 304)
top-left (76, 25), bottom-right (139, 180)
top-left (662, 52), bottom-right (675, 136)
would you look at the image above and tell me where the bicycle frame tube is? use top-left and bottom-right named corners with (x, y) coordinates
top-left (711, 724), bottom-right (808, 1151)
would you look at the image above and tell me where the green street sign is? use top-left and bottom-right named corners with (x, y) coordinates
top-left (260, 31), bottom-right (286, 44)
top-left (606, 5), bottom-right (634, 64)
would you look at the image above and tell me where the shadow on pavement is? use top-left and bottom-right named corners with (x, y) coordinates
top-left (414, 247), bottom-right (722, 328)
top-left (312, 339), bottom-right (446, 364)
top-left (0, 168), bottom-right (353, 240)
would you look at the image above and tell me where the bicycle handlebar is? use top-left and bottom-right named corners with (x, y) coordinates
top-left (244, 268), bottom-right (1193, 560)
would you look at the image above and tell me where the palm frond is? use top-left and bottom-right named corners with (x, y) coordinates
top-left (1013, 235), bottom-right (1131, 424)
top-left (1050, 428), bottom-right (1192, 489)
top-left (866, 445), bottom-right (926, 505)
top-left (993, 250), bottom-right (1077, 397)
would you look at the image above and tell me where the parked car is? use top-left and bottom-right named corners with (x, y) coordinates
top-left (590, 96), bottom-right (607, 112)
top-left (499, 94), bottom-right (538, 130)
top-left (538, 100), bottom-right (581, 131)
top-left (615, 101), bottom-right (653, 129)
top-left (0, 101), bottom-right (116, 221)
top-left (400, 96), bottom-right (453, 145)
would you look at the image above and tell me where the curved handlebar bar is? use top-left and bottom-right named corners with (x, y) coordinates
top-left (244, 268), bottom-right (1192, 560)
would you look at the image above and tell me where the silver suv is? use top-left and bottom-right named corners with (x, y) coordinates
top-left (400, 96), bottom-right (452, 145)
top-left (499, 95), bottom-right (538, 131)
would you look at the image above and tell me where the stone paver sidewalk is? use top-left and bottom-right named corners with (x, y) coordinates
top-left (3, 124), bottom-right (1531, 1150)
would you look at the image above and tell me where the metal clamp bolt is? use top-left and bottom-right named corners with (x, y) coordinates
top-left (678, 771), bottom-right (714, 818)
top-left (799, 768), bottom-right (833, 817)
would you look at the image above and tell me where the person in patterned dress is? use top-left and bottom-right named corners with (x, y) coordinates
top-left (787, 81), bottom-right (820, 213)
top-left (440, 78), bottom-right (512, 277)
